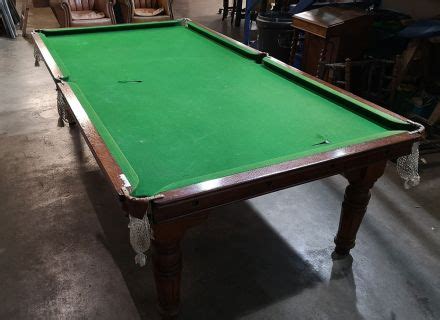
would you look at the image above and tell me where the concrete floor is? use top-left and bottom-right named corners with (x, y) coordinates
top-left (1, 1), bottom-right (440, 319)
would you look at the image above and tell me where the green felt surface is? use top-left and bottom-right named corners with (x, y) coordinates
top-left (38, 21), bottom-right (412, 197)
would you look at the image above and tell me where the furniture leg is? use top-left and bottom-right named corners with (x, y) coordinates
top-left (344, 58), bottom-right (351, 92)
top-left (334, 161), bottom-right (387, 255)
top-left (328, 66), bottom-right (335, 86)
top-left (288, 29), bottom-right (299, 66)
top-left (243, 0), bottom-right (252, 45)
top-left (222, 0), bottom-right (228, 20)
top-left (169, 0), bottom-right (174, 19)
top-left (152, 213), bottom-right (207, 319)
top-left (152, 239), bottom-right (182, 320)
top-left (234, 0), bottom-right (242, 27)
top-left (316, 41), bottom-right (328, 78)
top-left (20, 0), bottom-right (30, 37)
top-left (231, 0), bottom-right (236, 25)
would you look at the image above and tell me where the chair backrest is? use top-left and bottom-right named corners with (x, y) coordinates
top-left (133, 0), bottom-right (158, 9)
top-left (68, 0), bottom-right (95, 11)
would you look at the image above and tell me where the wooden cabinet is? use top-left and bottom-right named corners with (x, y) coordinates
top-left (290, 7), bottom-right (373, 77)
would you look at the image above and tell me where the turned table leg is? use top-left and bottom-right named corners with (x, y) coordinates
top-left (152, 239), bottom-right (182, 319)
top-left (151, 213), bottom-right (207, 319)
top-left (334, 161), bottom-right (387, 255)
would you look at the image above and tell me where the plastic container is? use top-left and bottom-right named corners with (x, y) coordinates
top-left (256, 11), bottom-right (293, 63)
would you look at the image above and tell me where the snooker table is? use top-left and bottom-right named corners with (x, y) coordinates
top-left (32, 19), bottom-right (423, 319)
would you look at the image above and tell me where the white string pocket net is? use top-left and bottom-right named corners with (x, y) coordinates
top-left (128, 214), bottom-right (152, 267)
top-left (396, 142), bottom-right (420, 189)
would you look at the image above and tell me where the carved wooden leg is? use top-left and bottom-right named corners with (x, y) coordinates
top-left (151, 213), bottom-right (207, 319)
top-left (316, 43), bottom-right (328, 78)
top-left (152, 239), bottom-right (182, 320)
top-left (334, 161), bottom-right (387, 255)
top-left (288, 29), bottom-right (299, 66)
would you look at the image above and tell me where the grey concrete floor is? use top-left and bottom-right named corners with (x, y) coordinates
top-left (1, 1), bottom-right (440, 319)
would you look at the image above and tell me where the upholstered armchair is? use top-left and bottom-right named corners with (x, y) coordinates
top-left (50, 0), bottom-right (116, 27)
top-left (117, 0), bottom-right (171, 23)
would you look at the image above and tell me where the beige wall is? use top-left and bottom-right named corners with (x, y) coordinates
top-left (381, 0), bottom-right (440, 19)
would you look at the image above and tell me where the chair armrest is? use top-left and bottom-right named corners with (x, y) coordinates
top-left (94, 0), bottom-right (116, 23)
top-left (56, 0), bottom-right (72, 27)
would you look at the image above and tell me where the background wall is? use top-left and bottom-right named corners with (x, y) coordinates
top-left (381, 0), bottom-right (440, 19)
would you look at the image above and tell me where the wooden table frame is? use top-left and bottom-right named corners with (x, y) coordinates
top-left (33, 20), bottom-right (423, 319)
